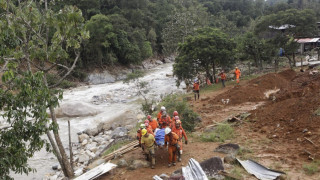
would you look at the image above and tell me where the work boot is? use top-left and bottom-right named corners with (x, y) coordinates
top-left (151, 165), bottom-right (155, 169)
top-left (173, 162), bottom-right (176, 166)
top-left (168, 163), bottom-right (172, 167)
top-left (178, 157), bottom-right (181, 162)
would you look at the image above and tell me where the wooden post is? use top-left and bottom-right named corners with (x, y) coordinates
top-left (68, 120), bottom-right (74, 172)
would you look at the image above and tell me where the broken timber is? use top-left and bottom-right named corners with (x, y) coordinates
top-left (102, 141), bottom-right (139, 161)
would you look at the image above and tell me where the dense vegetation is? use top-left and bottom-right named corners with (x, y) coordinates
top-left (51, 0), bottom-right (320, 70)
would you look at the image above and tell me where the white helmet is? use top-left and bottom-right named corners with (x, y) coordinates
top-left (165, 127), bottom-right (171, 135)
top-left (161, 106), bottom-right (166, 111)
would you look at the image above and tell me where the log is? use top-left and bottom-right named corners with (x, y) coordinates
top-left (304, 137), bottom-right (317, 147)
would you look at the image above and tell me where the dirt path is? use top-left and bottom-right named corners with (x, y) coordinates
top-left (100, 72), bottom-right (320, 179)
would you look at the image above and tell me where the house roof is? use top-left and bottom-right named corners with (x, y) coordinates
top-left (295, 38), bottom-right (320, 43)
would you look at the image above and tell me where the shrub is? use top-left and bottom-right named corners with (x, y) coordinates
top-left (200, 123), bottom-right (234, 142)
top-left (156, 94), bottom-right (199, 132)
top-left (303, 161), bottom-right (320, 175)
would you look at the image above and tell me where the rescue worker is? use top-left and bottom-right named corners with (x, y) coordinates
top-left (170, 115), bottom-right (180, 129)
top-left (234, 67), bottom-right (241, 84)
top-left (157, 106), bottom-right (166, 121)
top-left (164, 127), bottom-right (179, 167)
top-left (172, 120), bottom-right (188, 162)
top-left (159, 111), bottom-right (171, 129)
top-left (219, 70), bottom-right (227, 88)
top-left (146, 115), bottom-right (158, 131)
top-left (141, 129), bottom-right (156, 169)
top-left (193, 79), bottom-right (200, 101)
top-left (206, 77), bottom-right (212, 85)
top-left (145, 120), bottom-right (154, 136)
top-left (137, 124), bottom-right (146, 148)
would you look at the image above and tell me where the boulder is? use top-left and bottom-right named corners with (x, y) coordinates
top-left (199, 157), bottom-right (224, 178)
top-left (81, 139), bottom-right (88, 146)
top-left (86, 142), bottom-right (97, 151)
top-left (163, 58), bottom-right (171, 63)
top-left (128, 160), bottom-right (150, 170)
top-left (52, 165), bottom-right (59, 170)
top-left (84, 127), bottom-right (99, 136)
top-left (78, 154), bottom-right (89, 163)
top-left (55, 102), bottom-right (102, 118)
top-left (155, 60), bottom-right (163, 65)
top-left (117, 159), bottom-right (128, 168)
top-left (78, 134), bottom-right (89, 143)
top-left (89, 147), bottom-right (98, 153)
top-left (93, 137), bottom-right (104, 144)
top-left (214, 143), bottom-right (240, 155)
top-left (74, 168), bottom-right (84, 177)
top-left (88, 71), bottom-right (116, 84)
top-left (111, 127), bottom-right (128, 139)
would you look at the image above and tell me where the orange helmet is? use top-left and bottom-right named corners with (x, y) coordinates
top-left (173, 111), bottom-right (178, 116)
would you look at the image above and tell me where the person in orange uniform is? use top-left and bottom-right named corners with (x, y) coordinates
top-left (193, 79), bottom-right (200, 101)
top-left (157, 106), bottom-right (166, 121)
top-left (141, 129), bottom-right (156, 169)
top-left (172, 120), bottom-right (188, 162)
top-left (170, 115), bottom-right (180, 129)
top-left (146, 115), bottom-right (158, 131)
top-left (164, 127), bottom-right (179, 167)
top-left (170, 111), bottom-right (179, 128)
top-left (219, 70), bottom-right (227, 88)
top-left (159, 111), bottom-right (171, 129)
top-left (234, 67), bottom-right (241, 84)
top-left (145, 121), bottom-right (154, 136)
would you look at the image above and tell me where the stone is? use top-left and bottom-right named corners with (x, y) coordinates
top-left (52, 165), bottom-right (59, 170)
top-left (74, 168), bottom-right (84, 176)
top-left (93, 137), bottom-right (104, 144)
top-left (78, 133), bottom-right (89, 143)
top-left (155, 60), bottom-right (163, 65)
top-left (159, 173), bottom-right (170, 179)
top-left (200, 157), bottom-right (224, 177)
top-left (195, 116), bottom-right (202, 122)
top-left (86, 142), bottom-right (97, 150)
top-left (55, 102), bottom-right (102, 118)
top-left (214, 143), bottom-right (240, 155)
top-left (86, 150), bottom-right (96, 158)
top-left (78, 154), bottom-right (89, 163)
top-left (84, 127), bottom-right (99, 136)
top-left (128, 160), bottom-right (150, 170)
top-left (49, 175), bottom-right (58, 180)
top-left (90, 147), bottom-right (98, 153)
top-left (81, 139), bottom-right (88, 146)
top-left (224, 155), bottom-right (236, 164)
top-left (117, 159), bottom-right (128, 167)
top-left (125, 125), bottom-right (134, 130)
top-left (88, 71), bottom-right (116, 84)
top-left (111, 127), bottom-right (128, 139)
top-left (104, 130), bottom-right (112, 135)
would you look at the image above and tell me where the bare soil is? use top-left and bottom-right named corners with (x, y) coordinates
top-left (100, 69), bottom-right (320, 180)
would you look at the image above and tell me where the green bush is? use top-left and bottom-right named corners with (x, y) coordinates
top-left (46, 74), bottom-right (76, 89)
top-left (156, 94), bottom-right (199, 132)
top-left (201, 123), bottom-right (234, 142)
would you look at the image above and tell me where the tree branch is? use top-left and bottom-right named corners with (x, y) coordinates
top-left (49, 51), bottom-right (80, 88)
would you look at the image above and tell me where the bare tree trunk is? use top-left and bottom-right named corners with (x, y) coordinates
top-left (68, 120), bottom-right (74, 172)
top-left (292, 53), bottom-right (296, 67)
top-left (46, 131), bottom-right (68, 176)
top-left (49, 106), bottom-right (74, 178)
top-left (212, 62), bottom-right (216, 83)
top-left (285, 54), bottom-right (293, 69)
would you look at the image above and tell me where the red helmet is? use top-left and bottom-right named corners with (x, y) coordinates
top-left (174, 116), bottom-right (180, 120)
top-left (173, 111), bottom-right (178, 116)
top-left (147, 115), bottom-right (151, 120)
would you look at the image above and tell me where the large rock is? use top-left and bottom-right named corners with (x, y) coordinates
top-left (214, 143), bottom-right (240, 155)
top-left (78, 134), bottom-right (89, 143)
top-left (78, 154), bottom-right (89, 163)
top-left (199, 157), bottom-right (224, 178)
top-left (128, 160), bottom-right (150, 170)
top-left (88, 71), bottom-right (116, 84)
top-left (55, 102), bottom-right (102, 118)
top-left (84, 127), bottom-right (99, 136)
top-left (111, 127), bottom-right (128, 139)
top-left (117, 159), bottom-right (128, 168)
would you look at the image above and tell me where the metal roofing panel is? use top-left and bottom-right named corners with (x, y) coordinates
top-left (296, 38), bottom-right (320, 43)
top-left (237, 159), bottom-right (285, 180)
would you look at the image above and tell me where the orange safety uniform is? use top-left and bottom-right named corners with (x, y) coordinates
top-left (172, 126), bottom-right (188, 151)
top-left (157, 111), bottom-right (163, 120)
top-left (159, 116), bottom-right (171, 129)
top-left (146, 125), bottom-right (154, 136)
top-left (137, 128), bottom-right (143, 145)
top-left (149, 119), bottom-right (159, 131)
top-left (193, 82), bottom-right (200, 91)
top-left (165, 132), bottom-right (179, 164)
top-left (220, 73), bottom-right (226, 80)
top-left (235, 69), bottom-right (241, 83)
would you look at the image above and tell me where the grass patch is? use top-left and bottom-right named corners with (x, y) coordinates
top-left (103, 140), bottom-right (130, 156)
top-left (303, 160), bottom-right (320, 175)
top-left (226, 166), bottom-right (246, 179)
top-left (314, 107), bottom-right (320, 116)
top-left (200, 123), bottom-right (234, 142)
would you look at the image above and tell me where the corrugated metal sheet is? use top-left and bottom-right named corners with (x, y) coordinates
top-left (182, 158), bottom-right (208, 180)
top-left (74, 162), bottom-right (117, 180)
top-left (237, 159), bottom-right (285, 180)
top-left (295, 38), bottom-right (320, 43)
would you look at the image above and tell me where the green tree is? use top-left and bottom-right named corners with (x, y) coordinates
top-left (174, 27), bottom-right (235, 85)
top-left (0, 0), bottom-right (88, 178)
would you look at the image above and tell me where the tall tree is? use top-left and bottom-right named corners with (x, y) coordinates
top-left (0, 0), bottom-right (88, 178)
top-left (174, 27), bottom-right (235, 85)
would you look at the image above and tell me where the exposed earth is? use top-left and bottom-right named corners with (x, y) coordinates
top-left (99, 68), bottom-right (320, 180)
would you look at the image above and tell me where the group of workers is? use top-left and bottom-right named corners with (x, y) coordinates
top-left (137, 106), bottom-right (188, 169)
top-left (193, 67), bottom-right (241, 100)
